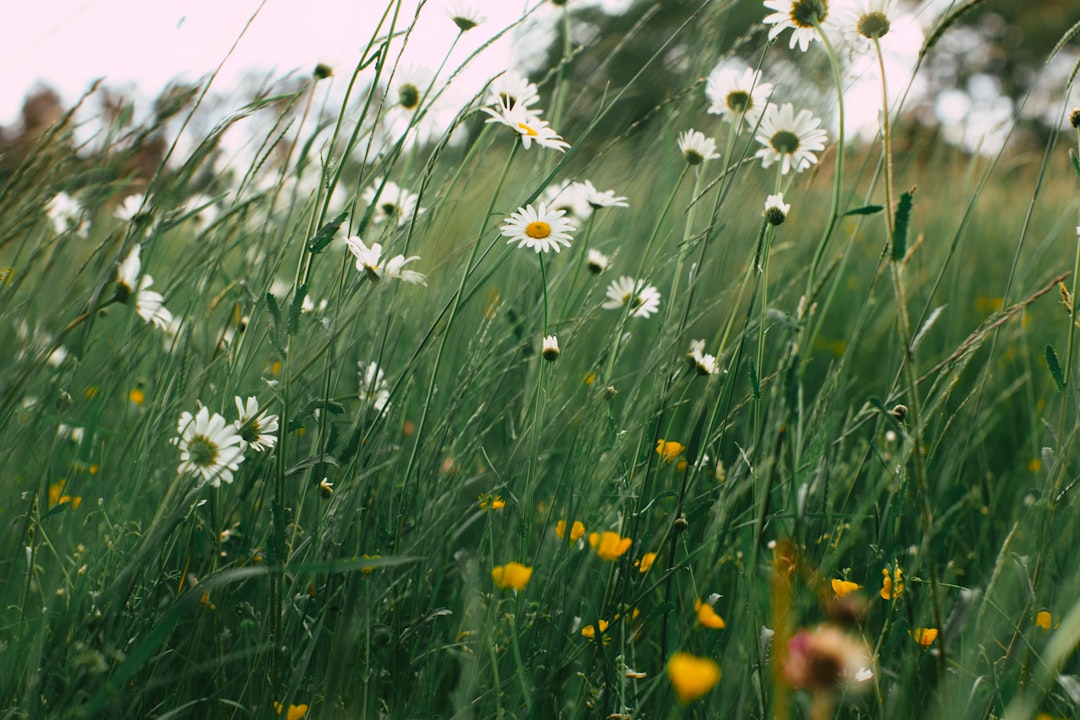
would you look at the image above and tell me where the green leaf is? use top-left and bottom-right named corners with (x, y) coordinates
top-left (844, 205), bottom-right (885, 216)
top-left (306, 210), bottom-right (349, 254)
top-left (1046, 344), bottom-right (1066, 392)
top-left (749, 360), bottom-right (761, 400)
top-left (266, 292), bottom-right (285, 353)
top-left (288, 282), bottom-right (307, 336)
top-left (891, 191), bottom-right (913, 262)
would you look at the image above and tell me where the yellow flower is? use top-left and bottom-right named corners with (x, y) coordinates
top-left (273, 703), bottom-right (309, 720)
top-left (580, 618), bottom-right (610, 640)
top-left (695, 599), bottom-right (726, 629)
top-left (635, 552), bottom-right (658, 572)
top-left (1036, 611), bottom-right (1052, 630)
top-left (491, 562), bottom-right (533, 591)
top-left (478, 493), bottom-right (505, 511)
top-left (667, 652), bottom-right (721, 703)
top-left (555, 519), bottom-right (586, 542)
top-left (588, 531), bottom-right (633, 561)
top-left (48, 482), bottom-right (81, 509)
top-left (656, 439), bottom-right (685, 464)
top-left (912, 628), bottom-right (938, 647)
top-left (128, 387), bottom-right (146, 405)
top-left (831, 579), bottom-right (862, 598)
top-left (880, 566), bottom-right (904, 600)
top-left (360, 554), bottom-right (381, 576)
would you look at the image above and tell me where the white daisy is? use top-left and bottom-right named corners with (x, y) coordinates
top-left (763, 0), bottom-right (830, 52)
top-left (705, 64), bottom-right (774, 126)
top-left (764, 193), bottom-right (791, 225)
top-left (46, 192), bottom-right (87, 236)
top-left (446, 1), bottom-right (486, 31)
top-left (344, 236), bottom-right (426, 284)
top-left (175, 405), bottom-right (246, 487)
top-left (234, 396), bottom-right (279, 452)
top-left (482, 103), bottom-right (570, 152)
top-left (486, 70), bottom-right (541, 112)
top-left (361, 179), bottom-right (423, 227)
top-left (836, 0), bottom-right (894, 45)
top-left (501, 203), bottom-right (576, 254)
top-left (677, 129), bottom-right (721, 165)
top-left (586, 249), bottom-right (610, 274)
top-left (116, 246), bottom-right (173, 330)
top-left (542, 180), bottom-right (593, 220)
top-left (115, 193), bottom-right (148, 222)
top-left (754, 103), bottom-right (828, 175)
top-left (542, 335), bottom-right (560, 361)
top-left (383, 253), bottom-right (427, 285)
top-left (577, 180), bottom-right (629, 209)
top-left (687, 339), bottom-right (718, 376)
top-left (358, 361), bottom-right (391, 413)
top-left (602, 276), bottom-right (661, 319)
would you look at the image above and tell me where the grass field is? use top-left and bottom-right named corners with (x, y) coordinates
top-left (2, 1), bottom-right (1080, 718)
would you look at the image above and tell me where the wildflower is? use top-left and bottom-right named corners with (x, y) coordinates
top-left (361, 179), bottom-right (423, 227)
top-left (588, 531), bottom-right (633, 561)
top-left (487, 70), bottom-right (541, 112)
top-left (695, 598), bottom-right (726, 629)
top-left (46, 192), bottom-right (87, 236)
top-left (479, 493), bottom-right (506, 511)
top-left (115, 193), bottom-right (148, 222)
top-left (1036, 611), bottom-right (1052, 630)
top-left (174, 405), bottom-right (246, 487)
top-left (880, 565), bottom-right (904, 599)
top-left (542, 180), bottom-right (593, 219)
top-left (446, 2), bottom-right (486, 32)
top-left (687, 339), bottom-right (717, 376)
top-left (764, 193), bottom-right (791, 225)
top-left (831, 579), bottom-right (861, 598)
top-left (677, 129), bottom-right (720, 165)
top-left (501, 203), bottom-right (575, 253)
top-left (234, 396), bottom-right (279, 452)
top-left (129, 387), bottom-right (146, 405)
top-left (115, 246), bottom-right (174, 330)
top-left (555, 519), bottom-right (586, 542)
top-left (839, 0), bottom-right (893, 43)
top-left (783, 624), bottom-right (872, 690)
top-left (578, 180), bottom-right (629, 210)
top-left (585, 249), bottom-right (609, 274)
top-left (491, 561), bottom-right (534, 590)
top-left (580, 618), bottom-right (610, 640)
top-left (313, 63), bottom-right (333, 79)
top-left (1071, 108), bottom-right (1080, 129)
top-left (540, 334), bottom-right (561, 361)
top-left (763, 0), bottom-right (829, 52)
top-left (48, 481), bottom-right (82, 509)
top-left (482, 103), bottom-right (570, 152)
top-left (318, 478), bottom-right (334, 497)
top-left (273, 702), bottom-right (309, 720)
top-left (360, 554), bottom-right (381, 575)
top-left (602, 276), bottom-right (661, 319)
top-left (358, 361), bottom-right (391, 413)
top-left (636, 552), bottom-right (658, 572)
top-left (754, 103), bottom-right (828, 175)
top-left (667, 652), bottom-right (721, 703)
top-left (705, 64), bottom-right (774, 126)
top-left (912, 628), bottom-right (938, 647)
top-left (656, 439), bottom-right (685, 464)
top-left (345, 236), bottom-right (426, 284)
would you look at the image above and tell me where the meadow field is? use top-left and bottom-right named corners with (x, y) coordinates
top-left (2, 0), bottom-right (1080, 718)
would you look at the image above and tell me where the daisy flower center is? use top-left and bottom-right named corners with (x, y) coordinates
top-left (525, 221), bottom-right (552, 239)
top-left (684, 149), bottom-right (704, 165)
top-left (770, 130), bottom-right (801, 155)
top-left (498, 92), bottom-right (518, 109)
top-left (239, 420), bottom-right (261, 444)
top-left (188, 435), bottom-right (220, 468)
top-left (452, 15), bottom-right (479, 31)
top-left (516, 121), bottom-right (539, 138)
top-left (727, 91), bottom-right (751, 114)
top-left (398, 83), bottom-right (420, 110)
top-left (857, 11), bottom-right (890, 39)
top-left (790, 0), bottom-right (828, 28)
top-left (381, 202), bottom-right (399, 218)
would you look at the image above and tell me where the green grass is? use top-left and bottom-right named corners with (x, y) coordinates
top-left (2, 2), bottom-right (1080, 719)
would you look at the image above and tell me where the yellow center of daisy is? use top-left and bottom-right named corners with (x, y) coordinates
top-left (857, 11), bottom-right (890, 38)
top-left (770, 130), bottom-right (801, 155)
top-left (790, 0), bottom-right (827, 28)
top-left (398, 83), bottom-right (420, 110)
top-left (727, 91), bottom-right (751, 114)
top-left (189, 435), bottom-right (219, 467)
top-left (525, 221), bottom-right (551, 239)
top-left (516, 122), bottom-right (539, 138)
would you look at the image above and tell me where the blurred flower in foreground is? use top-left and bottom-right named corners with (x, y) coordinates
top-left (361, 179), bottom-right (423, 227)
top-left (174, 405), bottom-right (246, 487)
top-left (602, 276), bottom-right (661, 319)
top-left (116, 246), bottom-right (174, 330)
top-left (667, 652), bottom-right (721, 703)
top-left (1036, 611), bottom-right (1052, 630)
top-left (358, 361), bottom-right (391, 413)
top-left (501, 203), bottom-right (576, 253)
top-left (763, 0), bottom-right (829, 52)
top-left (233, 396), bottom-right (279, 452)
top-left (656, 439), bottom-right (685, 464)
top-left (831, 578), bottom-right (861, 598)
top-left (588, 531), bottom-right (632, 561)
top-left (706, 64), bottom-right (774, 126)
top-left (586, 249), bottom-right (609, 274)
top-left (47, 192), bottom-right (87, 236)
top-left (636, 551), bottom-right (658, 572)
top-left (695, 598), bottom-right (726, 629)
top-left (754, 104), bottom-right (828, 175)
top-left (491, 561), bottom-right (533, 590)
top-left (677, 129), bottom-right (720, 165)
top-left (783, 624), bottom-right (873, 691)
